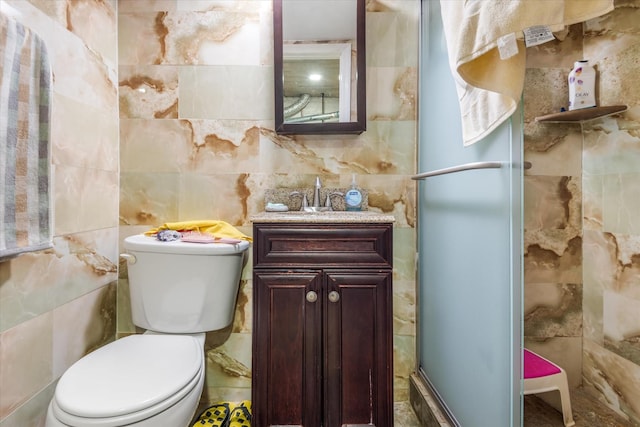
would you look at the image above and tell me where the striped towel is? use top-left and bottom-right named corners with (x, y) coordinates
top-left (0, 13), bottom-right (52, 259)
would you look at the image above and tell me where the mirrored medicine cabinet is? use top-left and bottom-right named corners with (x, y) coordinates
top-left (273, 0), bottom-right (366, 135)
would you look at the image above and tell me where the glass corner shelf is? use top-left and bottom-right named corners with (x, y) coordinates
top-left (535, 105), bottom-right (627, 123)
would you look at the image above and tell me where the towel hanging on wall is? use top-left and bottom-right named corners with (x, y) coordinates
top-left (0, 13), bottom-right (52, 259)
top-left (439, 0), bottom-right (614, 146)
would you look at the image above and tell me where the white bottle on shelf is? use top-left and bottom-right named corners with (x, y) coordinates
top-left (568, 60), bottom-right (596, 111)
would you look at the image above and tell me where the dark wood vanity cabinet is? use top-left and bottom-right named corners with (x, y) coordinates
top-left (251, 222), bottom-right (394, 427)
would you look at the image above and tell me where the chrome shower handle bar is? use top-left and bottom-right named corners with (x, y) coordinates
top-left (411, 161), bottom-right (531, 180)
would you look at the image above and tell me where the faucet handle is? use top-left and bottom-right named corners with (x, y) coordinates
top-left (324, 194), bottom-right (332, 211)
top-left (325, 191), bottom-right (344, 211)
top-left (289, 191), bottom-right (309, 210)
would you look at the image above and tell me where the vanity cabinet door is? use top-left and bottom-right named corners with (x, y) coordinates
top-left (251, 221), bottom-right (394, 427)
top-left (324, 271), bottom-right (393, 427)
top-left (252, 271), bottom-right (323, 427)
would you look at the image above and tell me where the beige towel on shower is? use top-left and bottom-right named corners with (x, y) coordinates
top-left (440, 0), bottom-right (614, 146)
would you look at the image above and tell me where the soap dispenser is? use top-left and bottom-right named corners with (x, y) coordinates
top-left (344, 174), bottom-right (363, 211)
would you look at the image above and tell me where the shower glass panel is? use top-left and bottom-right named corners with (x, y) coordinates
top-left (417, 1), bottom-right (523, 425)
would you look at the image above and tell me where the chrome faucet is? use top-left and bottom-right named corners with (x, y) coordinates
top-left (312, 177), bottom-right (322, 208)
top-left (292, 177), bottom-right (338, 212)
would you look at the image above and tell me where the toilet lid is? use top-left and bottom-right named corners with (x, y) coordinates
top-left (124, 234), bottom-right (250, 255)
top-left (55, 334), bottom-right (202, 418)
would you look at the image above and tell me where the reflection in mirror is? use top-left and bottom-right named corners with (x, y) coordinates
top-left (274, 0), bottom-right (365, 134)
top-left (283, 43), bottom-right (350, 124)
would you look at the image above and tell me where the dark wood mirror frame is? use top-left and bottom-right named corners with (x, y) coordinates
top-left (273, 0), bottom-right (366, 135)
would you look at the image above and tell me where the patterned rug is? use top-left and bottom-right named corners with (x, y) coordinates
top-left (192, 401), bottom-right (251, 427)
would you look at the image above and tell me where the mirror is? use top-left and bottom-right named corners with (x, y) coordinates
top-left (274, 0), bottom-right (366, 135)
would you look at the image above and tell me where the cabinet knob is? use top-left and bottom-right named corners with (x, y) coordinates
top-left (306, 291), bottom-right (318, 303)
top-left (328, 291), bottom-right (340, 303)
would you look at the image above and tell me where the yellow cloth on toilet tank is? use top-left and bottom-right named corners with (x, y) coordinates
top-left (145, 220), bottom-right (252, 242)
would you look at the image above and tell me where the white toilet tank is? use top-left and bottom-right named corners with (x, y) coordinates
top-left (122, 234), bottom-right (250, 333)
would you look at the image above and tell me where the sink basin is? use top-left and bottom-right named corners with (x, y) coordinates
top-left (302, 207), bottom-right (332, 213)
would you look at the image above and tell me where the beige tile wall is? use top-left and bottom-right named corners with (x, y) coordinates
top-left (116, 0), bottom-right (419, 413)
top-left (2, 0), bottom-right (638, 425)
top-left (0, 0), bottom-right (119, 426)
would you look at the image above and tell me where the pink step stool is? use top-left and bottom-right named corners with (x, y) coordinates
top-left (523, 348), bottom-right (575, 427)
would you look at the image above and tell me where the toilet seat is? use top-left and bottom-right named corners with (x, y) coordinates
top-left (51, 334), bottom-right (203, 426)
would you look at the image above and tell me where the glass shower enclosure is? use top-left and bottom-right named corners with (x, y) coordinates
top-left (416, 1), bottom-right (523, 425)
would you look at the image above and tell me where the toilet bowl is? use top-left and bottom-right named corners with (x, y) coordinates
top-left (45, 234), bottom-right (250, 427)
top-left (46, 333), bottom-right (205, 427)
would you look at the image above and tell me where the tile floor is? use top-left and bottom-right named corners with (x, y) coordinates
top-left (192, 401), bottom-right (424, 426)
top-left (524, 387), bottom-right (635, 427)
top-left (395, 401), bottom-right (423, 426)
top-left (199, 392), bottom-right (635, 427)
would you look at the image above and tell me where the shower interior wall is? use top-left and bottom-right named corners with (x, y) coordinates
top-left (523, 6), bottom-right (640, 424)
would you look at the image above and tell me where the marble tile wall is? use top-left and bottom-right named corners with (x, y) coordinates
top-left (117, 0), bottom-right (418, 413)
top-left (9, 0), bottom-right (638, 425)
top-left (582, 1), bottom-right (640, 422)
top-left (524, 1), bottom-right (640, 424)
top-left (0, 0), bottom-right (119, 426)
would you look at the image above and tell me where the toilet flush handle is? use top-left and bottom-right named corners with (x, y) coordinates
top-left (120, 253), bottom-right (136, 264)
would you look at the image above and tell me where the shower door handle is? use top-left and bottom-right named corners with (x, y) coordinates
top-left (411, 161), bottom-right (531, 180)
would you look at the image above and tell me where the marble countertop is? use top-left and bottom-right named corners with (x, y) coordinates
top-left (250, 211), bottom-right (396, 223)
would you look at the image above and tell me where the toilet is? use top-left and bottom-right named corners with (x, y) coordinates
top-left (46, 234), bottom-right (250, 427)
